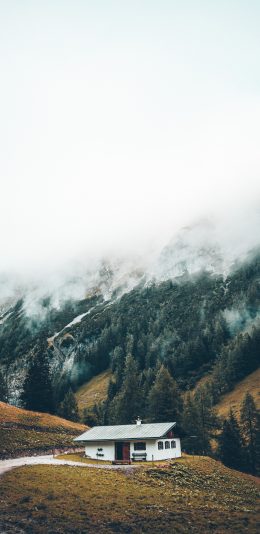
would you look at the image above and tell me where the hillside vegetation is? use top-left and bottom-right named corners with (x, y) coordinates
top-left (76, 369), bottom-right (112, 414)
top-left (78, 366), bottom-right (260, 422)
top-left (0, 402), bottom-right (86, 459)
top-left (1, 251), bottom-right (260, 416)
top-left (215, 368), bottom-right (260, 419)
top-left (0, 455), bottom-right (259, 533)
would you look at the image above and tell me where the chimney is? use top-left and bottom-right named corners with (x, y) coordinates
top-left (136, 417), bottom-right (142, 426)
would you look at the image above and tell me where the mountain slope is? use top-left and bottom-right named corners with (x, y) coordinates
top-left (76, 369), bottom-right (112, 414)
top-left (0, 237), bottom-right (260, 419)
top-left (215, 368), bottom-right (260, 419)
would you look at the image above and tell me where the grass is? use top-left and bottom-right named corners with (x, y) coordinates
top-left (76, 369), bottom-right (112, 413)
top-left (56, 452), bottom-right (112, 464)
top-left (215, 368), bottom-right (260, 419)
top-left (55, 452), bottom-right (172, 466)
top-left (0, 402), bottom-right (87, 458)
top-left (0, 401), bottom-right (86, 432)
top-left (0, 455), bottom-right (259, 533)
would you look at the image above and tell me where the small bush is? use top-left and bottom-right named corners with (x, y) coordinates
top-left (19, 495), bottom-right (31, 504)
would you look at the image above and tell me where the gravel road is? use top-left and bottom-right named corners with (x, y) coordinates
top-left (0, 455), bottom-right (136, 476)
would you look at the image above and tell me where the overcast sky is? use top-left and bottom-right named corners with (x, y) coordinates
top-left (1, 1), bottom-right (260, 274)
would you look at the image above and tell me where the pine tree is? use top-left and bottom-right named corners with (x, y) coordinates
top-left (193, 388), bottom-right (220, 455)
top-left (182, 390), bottom-right (219, 455)
top-left (21, 342), bottom-right (54, 414)
top-left (218, 410), bottom-right (245, 471)
top-left (110, 346), bottom-right (125, 389)
top-left (182, 393), bottom-right (201, 454)
top-left (255, 412), bottom-right (260, 475)
top-left (147, 365), bottom-right (182, 423)
top-left (240, 392), bottom-right (259, 475)
top-left (0, 368), bottom-right (8, 402)
top-left (107, 354), bottom-right (143, 424)
top-left (58, 388), bottom-right (79, 422)
top-left (83, 402), bottom-right (104, 426)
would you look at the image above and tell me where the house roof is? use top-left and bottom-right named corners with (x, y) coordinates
top-left (74, 422), bottom-right (176, 442)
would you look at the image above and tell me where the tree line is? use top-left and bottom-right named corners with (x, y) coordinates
top-left (218, 393), bottom-right (260, 476)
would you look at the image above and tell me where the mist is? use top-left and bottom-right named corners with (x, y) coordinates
top-left (1, 1), bottom-right (260, 283)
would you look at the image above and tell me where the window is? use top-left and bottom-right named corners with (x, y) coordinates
top-left (165, 441), bottom-right (170, 449)
top-left (158, 441), bottom-right (164, 450)
top-left (171, 440), bottom-right (176, 449)
top-left (134, 442), bottom-right (146, 451)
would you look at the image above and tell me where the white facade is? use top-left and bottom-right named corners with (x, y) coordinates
top-left (85, 441), bottom-right (115, 462)
top-left (85, 438), bottom-right (181, 462)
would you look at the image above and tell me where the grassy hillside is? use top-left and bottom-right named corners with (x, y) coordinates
top-left (0, 455), bottom-right (259, 533)
top-left (0, 402), bottom-right (87, 459)
top-left (76, 364), bottom-right (260, 424)
top-left (76, 369), bottom-right (112, 413)
top-left (215, 368), bottom-right (260, 419)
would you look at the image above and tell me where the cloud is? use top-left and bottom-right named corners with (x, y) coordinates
top-left (0, 1), bottom-right (259, 275)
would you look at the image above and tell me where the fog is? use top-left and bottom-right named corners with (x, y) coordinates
top-left (0, 1), bottom-right (260, 282)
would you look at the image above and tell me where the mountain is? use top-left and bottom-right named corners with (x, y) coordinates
top-left (153, 220), bottom-right (224, 279)
top-left (0, 222), bottom-right (259, 418)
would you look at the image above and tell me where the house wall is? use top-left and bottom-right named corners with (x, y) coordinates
top-left (153, 438), bottom-right (181, 460)
top-left (130, 438), bottom-right (181, 461)
top-left (84, 438), bottom-right (181, 461)
top-left (84, 441), bottom-right (115, 461)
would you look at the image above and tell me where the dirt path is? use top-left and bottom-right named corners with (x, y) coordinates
top-left (0, 455), bottom-right (136, 476)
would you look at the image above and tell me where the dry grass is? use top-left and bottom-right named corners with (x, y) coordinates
top-left (0, 401), bottom-right (86, 432)
top-left (0, 402), bottom-right (87, 458)
top-left (56, 452), bottom-right (112, 464)
top-left (0, 428), bottom-right (84, 458)
top-left (0, 455), bottom-right (259, 533)
top-left (215, 368), bottom-right (260, 419)
top-left (76, 369), bottom-right (112, 412)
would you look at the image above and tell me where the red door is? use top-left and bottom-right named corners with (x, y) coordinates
top-left (115, 441), bottom-right (130, 460)
top-left (122, 442), bottom-right (130, 460)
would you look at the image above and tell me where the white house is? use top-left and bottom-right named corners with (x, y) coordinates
top-left (74, 419), bottom-right (181, 462)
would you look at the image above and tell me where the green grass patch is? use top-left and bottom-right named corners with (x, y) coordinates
top-left (56, 452), bottom-right (112, 465)
top-left (55, 452), bottom-right (178, 466)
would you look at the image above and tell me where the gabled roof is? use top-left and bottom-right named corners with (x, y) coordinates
top-left (74, 422), bottom-right (176, 442)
